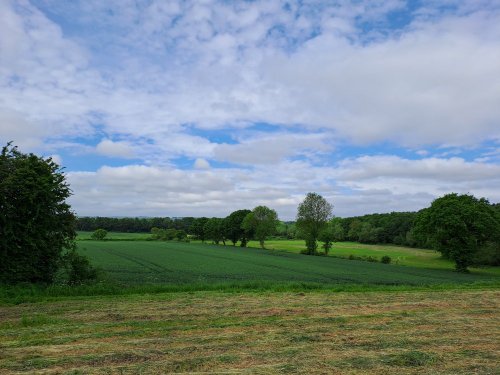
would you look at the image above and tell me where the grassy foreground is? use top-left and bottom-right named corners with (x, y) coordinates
top-left (1, 289), bottom-right (498, 374)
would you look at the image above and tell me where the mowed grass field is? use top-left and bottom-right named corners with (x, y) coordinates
top-left (77, 240), bottom-right (498, 286)
top-left (1, 289), bottom-right (498, 374)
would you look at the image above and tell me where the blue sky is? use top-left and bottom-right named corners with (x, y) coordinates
top-left (1, 0), bottom-right (499, 219)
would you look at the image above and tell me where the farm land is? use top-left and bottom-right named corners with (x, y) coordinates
top-left (1, 235), bottom-right (499, 374)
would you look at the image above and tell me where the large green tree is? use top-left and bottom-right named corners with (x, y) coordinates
top-left (296, 193), bottom-right (333, 254)
top-left (190, 217), bottom-right (209, 242)
top-left (0, 144), bottom-right (76, 283)
top-left (242, 206), bottom-right (278, 249)
top-left (204, 218), bottom-right (226, 245)
top-left (225, 209), bottom-right (251, 246)
top-left (413, 193), bottom-right (500, 272)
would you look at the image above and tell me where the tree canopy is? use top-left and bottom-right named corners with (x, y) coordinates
top-left (242, 206), bottom-right (278, 248)
top-left (225, 209), bottom-right (252, 246)
top-left (413, 193), bottom-right (500, 272)
top-left (296, 193), bottom-right (333, 254)
top-left (0, 144), bottom-right (76, 283)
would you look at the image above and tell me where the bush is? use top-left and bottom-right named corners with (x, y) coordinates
top-left (472, 242), bottom-right (500, 266)
top-left (381, 256), bottom-right (392, 264)
top-left (55, 249), bottom-right (99, 285)
top-left (91, 228), bottom-right (108, 240)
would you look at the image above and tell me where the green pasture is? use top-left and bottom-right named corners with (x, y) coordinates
top-left (77, 231), bottom-right (152, 240)
top-left (78, 240), bottom-right (498, 286)
top-left (244, 240), bottom-right (499, 277)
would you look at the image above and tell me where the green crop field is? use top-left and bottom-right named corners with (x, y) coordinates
top-left (77, 240), bottom-right (498, 286)
top-left (76, 232), bottom-right (500, 278)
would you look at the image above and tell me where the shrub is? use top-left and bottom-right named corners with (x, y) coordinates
top-left (91, 228), bottom-right (108, 240)
top-left (381, 256), bottom-right (392, 264)
top-left (56, 249), bottom-right (99, 285)
top-left (472, 242), bottom-right (500, 266)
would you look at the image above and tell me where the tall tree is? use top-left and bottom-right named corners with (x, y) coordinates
top-left (225, 209), bottom-right (251, 246)
top-left (296, 193), bottom-right (333, 255)
top-left (413, 193), bottom-right (500, 272)
top-left (204, 218), bottom-right (226, 245)
top-left (0, 143), bottom-right (76, 283)
top-left (242, 206), bottom-right (278, 249)
top-left (191, 217), bottom-right (209, 242)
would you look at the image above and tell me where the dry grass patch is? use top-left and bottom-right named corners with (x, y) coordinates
top-left (0, 289), bottom-right (498, 374)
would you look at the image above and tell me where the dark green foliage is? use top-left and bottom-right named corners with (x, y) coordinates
top-left (190, 217), bottom-right (208, 242)
top-left (56, 249), bottom-right (99, 285)
top-left (275, 221), bottom-right (297, 239)
top-left (348, 254), bottom-right (379, 263)
top-left (241, 206), bottom-right (278, 248)
top-left (0, 144), bottom-right (76, 284)
top-left (225, 209), bottom-right (251, 246)
top-left (204, 218), bottom-right (227, 245)
top-left (296, 193), bottom-right (333, 255)
top-left (175, 230), bottom-right (187, 241)
top-left (414, 193), bottom-right (500, 272)
top-left (318, 224), bottom-right (335, 254)
top-left (472, 242), bottom-right (500, 266)
top-left (381, 256), bottom-right (392, 264)
top-left (343, 212), bottom-right (417, 245)
top-left (151, 227), bottom-right (185, 241)
top-left (357, 222), bottom-right (380, 244)
top-left (329, 218), bottom-right (345, 242)
top-left (76, 216), bottom-right (195, 233)
top-left (91, 229), bottom-right (108, 240)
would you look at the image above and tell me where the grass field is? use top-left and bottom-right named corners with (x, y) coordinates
top-left (76, 240), bottom-right (498, 286)
top-left (77, 231), bottom-right (152, 240)
top-left (1, 289), bottom-right (498, 374)
top-left (77, 232), bottom-right (499, 276)
top-left (246, 240), bottom-right (500, 276)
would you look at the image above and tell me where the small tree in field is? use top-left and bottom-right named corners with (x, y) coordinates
top-left (296, 193), bottom-right (333, 255)
top-left (91, 228), bottom-right (108, 240)
top-left (318, 224), bottom-right (335, 255)
top-left (242, 206), bottom-right (278, 249)
top-left (413, 193), bottom-right (500, 272)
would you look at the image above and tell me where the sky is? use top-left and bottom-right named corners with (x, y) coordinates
top-left (1, 0), bottom-right (500, 219)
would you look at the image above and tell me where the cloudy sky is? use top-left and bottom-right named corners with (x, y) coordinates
top-left (1, 0), bottom-right (499, 219)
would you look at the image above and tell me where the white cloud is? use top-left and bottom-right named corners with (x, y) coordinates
top-left (194, 158), bottom-right (210, 169)
top-left (1, 0), bottom-right (499, 159)
top-left (333, 155), bottom-right (500, 205)
top-left (95, 139), bottom-right (135, 158)
top-left (213, 132), bottom-right (331, 165)
top-left (67, 155), bottom-right (500, 218)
